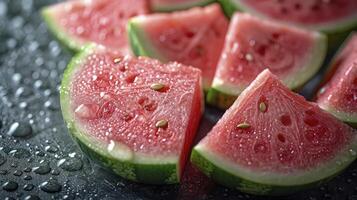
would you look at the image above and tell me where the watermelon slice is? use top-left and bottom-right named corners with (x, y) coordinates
top-left (128, 4), bottom-right (228, 89)
top-left (207, 13), bottom-right (327, 109)
top-left (192, 69), bottom-right (357, 195)
top-left (151, 0), bottom-right (215, 12)
top-left (41, 0), bottom-right (149, 53)
top-left (218, 0), bottom-right (357, 34)
top-left (317, 33), bottom-right (357, 126)
top-left (60, 45), bottom-right (204, 184)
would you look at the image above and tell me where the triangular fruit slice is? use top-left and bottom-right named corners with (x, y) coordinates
top-left (218, 0), bottom-right (357, 33)
top-left (151, 0), bottom-right (215, 12)
top-left (192, 69), bottom-right (357, 195)
top-left (41, 0), bottom-right (149, 53)
top-left (60, 45), bottom-right (203, 184)
top-left (207, 13), bottom-right (327, 109)
top-left (128, 4), bottom-right (228, 89)
top-left (317, 33), bottom-right (357, 126)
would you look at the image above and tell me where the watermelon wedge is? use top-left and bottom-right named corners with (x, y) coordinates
top-left (317, 33), bottom-right (357, 126)
top-left (151, 0), bottom-right (215, 12)
top-left (192, 69), bottom-right (357, 195)
top-left (60, 45), bottom-right (203, 184)
top-left (218, 0), bottom-right (357, 34)
top-left (41, 0), bottom-right (149, 53)
top-left (207, 13), bottom-right (327, 109)
top-left (128, 4), bottom-right (228, 89)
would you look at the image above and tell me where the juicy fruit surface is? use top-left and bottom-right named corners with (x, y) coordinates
top-left (46, 0), bottom-right (148, 51)
top-left (235, 0), bottom-right (357, 27)
top-left (212, 13), bottom-right (322, 95)
top-left (200, 70), bottom-right (355, 173)
top-left (131, 4), bottom-right (228, 88)
top-left (317, 34), bottom-right (357, 116)
top-left (65, 47), bottom-right (202, 162)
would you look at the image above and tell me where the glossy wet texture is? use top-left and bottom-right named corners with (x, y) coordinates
top-left (0, 0), bottom-right (357, 199)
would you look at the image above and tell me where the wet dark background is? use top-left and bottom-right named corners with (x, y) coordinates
top-left (0, 0), bottom-right (356, 199)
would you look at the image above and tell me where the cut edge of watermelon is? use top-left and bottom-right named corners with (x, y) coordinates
top-left (208, 28), bottom-right (327, 109)
top-left (128, 17), bottom-right (215, 90)
top-left (192, 70), bottom-right (357, 195)
top-left (41, 4), bottom-right (86, 52)
top-left (60, 45), bottom-right (181, 184)
top-left (151, 0), bottom-right (215, 12)
top-left (127, 18), bottom-right (169, 62)
top-left (318, 102), bottom-right (357, 126)
top-left (218, 0), bottom-right (357, 34)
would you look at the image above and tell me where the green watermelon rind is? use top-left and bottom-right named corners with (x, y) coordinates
top-left (217, 0), bottom-right (357, 34)
top-left (208, 26), bottom-right (327, 109)
top-left (127, 19), bottom-right (168, 62)
top-left (60, 45), bottom-right (180, 184)
top-left (191, 141), bottom-right (357, 196)
top-left (151, 0), bottom-right (215, 12)
top-left (318, 103), bottom-right (357, 127)
top-left (193, 70), bottom-right (357, 195)
top-left (206, 87), bottom-right (237, 110)
top-left (317, 32), bottom-right (357, 127)
top-left (41, 6), bottom-right (85, 52)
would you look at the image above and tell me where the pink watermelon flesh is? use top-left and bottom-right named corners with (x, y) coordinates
top-left (133, 4), bottom-right (228, 88)
top-left (237, 0), bottom-right (357, 28)
top-left (317, 34), bottom-right (357, 120)
top-left (67, 47), bottom-right (203, 176)
top-left (201, 70), bottom-right (356, 173)
top-left (212, 13), bottom-right (325, 95)
top-left (44, 0), bottom-right (149, 52)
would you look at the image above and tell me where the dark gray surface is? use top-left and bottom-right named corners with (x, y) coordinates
top-left (0, 0), bottom-right (356, 199)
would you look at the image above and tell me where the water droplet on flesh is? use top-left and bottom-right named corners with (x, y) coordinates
top-left (74, 104), bottom-right (100, 119)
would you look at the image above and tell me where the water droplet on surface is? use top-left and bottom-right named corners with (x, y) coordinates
top-left (23, 167), bottom-right (32, 172)
top-left (349, 149), bottom-right (357, 156)
top-left (13, 170), bottom-right (22, 176)
top-left (32, 162), bottom-right (51, 175)
top-left (50, 169), bottom-right (60, 176)
top-left (24, 195), bottom-right (40, 200)
top-left (35, 150), bottom-right (45, 157)
top-left (6, 122), bottom-right (32, 137)
top-left (45, 145), bottom-right (58, 153)
top-left (9, 148), bottom-right (31, 158)
top-left (57, 157), bottom-right (83, 172)
top-left (23, 184), bottom-right (34, 191)
top-left (0, 152), bottom-right (6, 166)
top-left (2, 181), bottom-right (18, 191)
top-left (40, 179), bottom-right (62, 193)
top-left (23, 175), bottom-right (32, 180)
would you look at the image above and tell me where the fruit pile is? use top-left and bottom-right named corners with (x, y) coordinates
top-left (42, 0), bottom-right (357, 195)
